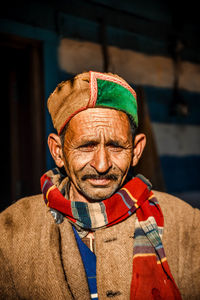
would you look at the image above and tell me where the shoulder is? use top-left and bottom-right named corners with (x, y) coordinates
top-left (0, 193), bottom-right (45, 217)
top-left (153, 189), bottom-right (198, 214)
top-left (153, 189), bottom-right (200, 234)
top-left (0, 194), bottom-right (48, 238)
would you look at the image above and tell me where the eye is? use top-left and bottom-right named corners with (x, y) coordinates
top-left (107, 142), bottom-right (124, 152)
top-left (78, 141), bottom-right (97, 151)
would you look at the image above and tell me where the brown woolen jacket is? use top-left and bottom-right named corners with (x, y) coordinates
top-left (0, 191), bottom-right (200, 300)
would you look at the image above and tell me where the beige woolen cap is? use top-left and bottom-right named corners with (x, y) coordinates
top-left (47, 71), bottom-right (138, 135)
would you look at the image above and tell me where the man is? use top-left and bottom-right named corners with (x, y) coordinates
top-left (0, 71), bottom-right (199, 300)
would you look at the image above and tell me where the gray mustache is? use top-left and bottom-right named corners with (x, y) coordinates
top-left (82, 174), bottom-right (118, 181)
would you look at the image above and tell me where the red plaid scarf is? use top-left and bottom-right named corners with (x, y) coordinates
top-left (41, 168), bottom-right (182, 300)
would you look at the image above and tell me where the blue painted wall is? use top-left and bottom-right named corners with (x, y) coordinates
top-left (143, 86), bottom-right (200, 126)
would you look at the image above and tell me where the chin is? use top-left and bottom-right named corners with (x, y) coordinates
top-left (81, 187), bottom-right (118, 202)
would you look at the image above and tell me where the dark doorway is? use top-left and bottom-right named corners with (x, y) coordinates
top-left (0, 33), bottom-right (46, 212)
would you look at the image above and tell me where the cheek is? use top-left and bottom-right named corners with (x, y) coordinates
top-left (64, 150), bottom-right (94, 173)
top-left (109, 151), bottom-right (133, 171)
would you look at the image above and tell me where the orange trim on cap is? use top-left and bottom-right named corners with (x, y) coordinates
top-left (58, 106), bottom-right (88, 135)
top-left (89, 71), bottom-right (98, 107)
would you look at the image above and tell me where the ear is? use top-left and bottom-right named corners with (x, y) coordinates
top-left (47, 133), bottom-right (64, 168)
top-left (131, 133), bottom-right (146, 167)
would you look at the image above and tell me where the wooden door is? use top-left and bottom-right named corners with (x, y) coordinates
top-left (0, 33), bottom-right (45, 211)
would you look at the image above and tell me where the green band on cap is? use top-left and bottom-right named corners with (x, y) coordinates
top-left (95, 79), bottom-right (138, 126)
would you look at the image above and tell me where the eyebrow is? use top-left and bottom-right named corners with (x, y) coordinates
top-left (106, 140), bottom-right (124, 147)
top-left (79, 141), bottom-right (98, 147)
top-left (77, 137), bottom-right (129, 147)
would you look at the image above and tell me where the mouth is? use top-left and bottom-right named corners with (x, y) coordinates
top-left (87, 178), bottom-right (111, 187)
top-left (82, 174), bottom-right (118, 187)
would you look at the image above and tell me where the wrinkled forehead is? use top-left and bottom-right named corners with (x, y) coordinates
top-left (65, 107), bottom-right (132, 142)
top-left (68, 107), bottom-right (130, 128)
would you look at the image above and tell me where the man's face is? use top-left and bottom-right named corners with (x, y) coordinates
top-left (62, 108), bottom-right (134, 202)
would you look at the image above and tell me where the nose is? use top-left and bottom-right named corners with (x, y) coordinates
top-left (90, 145), bottom-right (111, 173)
